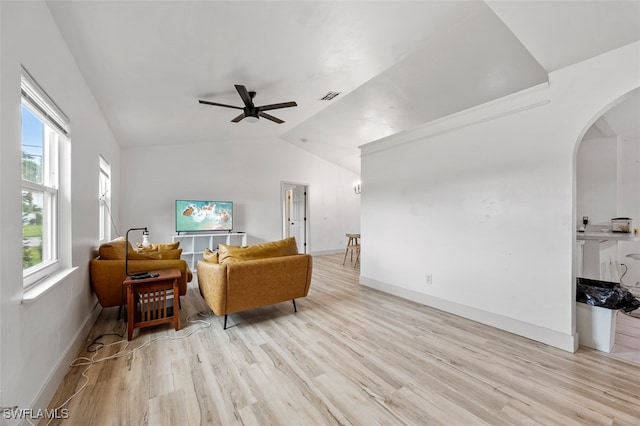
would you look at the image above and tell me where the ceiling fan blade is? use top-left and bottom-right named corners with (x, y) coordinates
top-left (258, 101), bottom-right (298, 112)
top-left (259, 112), bottom-right (284, 124)
top-left (198, 100), bottom-right (243, 110)
top-left (234, 85), bottom-right (254, 108)
top-left (231, 113), bottom-right (246, 123)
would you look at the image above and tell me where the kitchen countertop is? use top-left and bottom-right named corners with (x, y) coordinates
top-left (577, 231), bottom-right (640, 241)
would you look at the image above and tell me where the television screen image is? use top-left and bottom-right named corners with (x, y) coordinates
top-left (175, 200), bottom-right (233, 232)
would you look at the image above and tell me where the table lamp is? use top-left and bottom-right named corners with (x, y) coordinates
top-left (142, 229), bottom-right (150, 247)
top-left (125, 227), bottom-right (149, 278)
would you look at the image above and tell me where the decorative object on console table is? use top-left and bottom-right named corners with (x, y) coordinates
top-left (123, 268), bottom-right (181, 340)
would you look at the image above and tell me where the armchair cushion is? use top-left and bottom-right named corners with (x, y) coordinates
top-left (97, 237), bottom-right (181, 260)
top-left (138, 242), bottom-right (180, 252)
top-left (98, 237), bottom-right (130, 260)
top-left (203, 248), bottom-right (219, 263)
top-left (144, 249), bottom-right (182, 260)
top-left (218, 237), bottom-right (298, 264)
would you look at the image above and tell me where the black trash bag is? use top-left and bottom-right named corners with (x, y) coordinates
top-left (577, 277), bottom-right (640, 313)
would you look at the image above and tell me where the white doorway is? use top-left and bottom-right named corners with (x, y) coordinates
top-left (282, 182), bottom-right (308, 253)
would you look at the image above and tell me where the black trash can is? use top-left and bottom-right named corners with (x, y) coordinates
top-left (576, 277), bottom-right (640, 313)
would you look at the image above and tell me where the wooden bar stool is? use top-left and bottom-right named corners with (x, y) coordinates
top-left (343, 233), bottom-right (360, 268)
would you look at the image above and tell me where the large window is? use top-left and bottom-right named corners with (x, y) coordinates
top-left (99, 155), bottom-right (112, 243)
top-left (21, 68), bottom-right (69, 287)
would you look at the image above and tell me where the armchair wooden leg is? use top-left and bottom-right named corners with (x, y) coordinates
top-left (292, 299), bottom-right (297, 312)
top-left (223, 314), bottom-right (228, 330)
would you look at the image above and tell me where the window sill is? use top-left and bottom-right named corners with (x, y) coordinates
top-left (22, 266), bottom-right (78, 303)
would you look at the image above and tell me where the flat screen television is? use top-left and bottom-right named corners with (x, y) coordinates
top-left (175, 200), bottom-right (233, 233)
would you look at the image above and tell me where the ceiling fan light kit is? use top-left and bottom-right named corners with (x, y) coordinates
top-left (199, 84), bottom-right (297, 124)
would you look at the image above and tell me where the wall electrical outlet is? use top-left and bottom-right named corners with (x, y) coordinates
top-left (426, 274), bottom-right (433, 284)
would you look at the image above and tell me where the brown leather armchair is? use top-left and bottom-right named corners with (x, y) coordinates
top-left (196, 238), bottom-right (312, 328)
top-left (90, 238), bottom-right (192, 308)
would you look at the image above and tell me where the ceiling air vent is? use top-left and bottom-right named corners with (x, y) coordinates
top-left (320, 91), bottom-right (341, 101)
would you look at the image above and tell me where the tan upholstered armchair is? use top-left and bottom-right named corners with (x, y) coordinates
top-left (196, 237), bottom-right (312, 328)
top-left (90, 238), bottom-right (192, 309)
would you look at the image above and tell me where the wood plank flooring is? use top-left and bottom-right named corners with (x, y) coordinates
top-left (610, 312), bottom-right (640, 364)
top-left (44, 254), bottom-right (640, 425)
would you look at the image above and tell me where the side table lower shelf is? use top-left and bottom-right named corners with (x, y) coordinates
top-left (123, 268), bottom-right (181, 340)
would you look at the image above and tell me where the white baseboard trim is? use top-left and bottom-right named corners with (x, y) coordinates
top-left (310, 249), bottom-right (344, 256)
top-left (360, 275), bottom-right (578, 353)
top-left (29, 301), bottom-right (102, 413)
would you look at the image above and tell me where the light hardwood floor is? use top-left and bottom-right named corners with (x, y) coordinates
top-left (45, 254), bottom-right (640, 425)
top-left (610, 312), bottom-right (640, 364)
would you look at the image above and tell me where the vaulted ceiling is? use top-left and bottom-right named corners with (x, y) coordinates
top-left (46, 1), bottom-right (640, 174)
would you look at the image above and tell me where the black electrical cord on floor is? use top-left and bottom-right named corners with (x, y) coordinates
top-left (87, 333), bottom-right (124, 353)
top-left (43, 311), bottom-right (214, 426)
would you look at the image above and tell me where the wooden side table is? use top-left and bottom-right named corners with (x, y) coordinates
top-left (123, 268), bottom-right (181, 340)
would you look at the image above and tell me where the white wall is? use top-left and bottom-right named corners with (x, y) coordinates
top-left (120, 138), bottom-right (360, 254)
top-left (359, 41), bottom-right (640, 352)
top-left (617, 125), bottom-right (640, 285)
top-left (576, 136), bottom-right (618, 226)
top-left (0, 1), bottom-right (121, 415)
top-left (618, 131), bottom-right (640, 220)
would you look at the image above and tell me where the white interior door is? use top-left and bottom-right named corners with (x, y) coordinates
top-left (282, 183), bottom-right (307, 253)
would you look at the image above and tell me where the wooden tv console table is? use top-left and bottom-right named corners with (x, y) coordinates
top-left (123, 268), bottom-right (180, 340)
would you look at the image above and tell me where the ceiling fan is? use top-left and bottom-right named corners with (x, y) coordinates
top-left (199, 84), bottom-right (297, 124)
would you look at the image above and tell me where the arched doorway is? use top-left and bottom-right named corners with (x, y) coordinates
top-left (573, 87), bottom-right (640, 352)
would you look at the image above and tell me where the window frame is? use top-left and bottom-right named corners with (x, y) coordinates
top-left (98, 155), bottom-right (112, 244)
top-left (21, 67), bottom-right (69, 288)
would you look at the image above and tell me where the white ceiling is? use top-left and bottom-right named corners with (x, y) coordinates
top-left (45, 1), bottom-right (640, 174)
